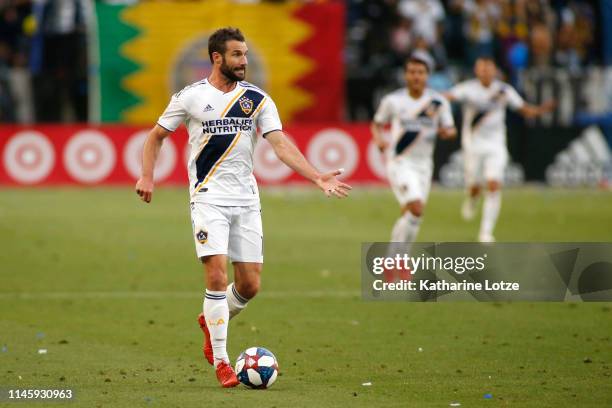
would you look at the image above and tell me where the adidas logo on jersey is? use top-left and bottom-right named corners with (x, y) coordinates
top-left (203, 104), bottom-right (214, 112)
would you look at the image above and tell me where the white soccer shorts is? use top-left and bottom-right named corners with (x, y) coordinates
top-left (387, 160), bottom-right (432, 205)
top-left (463, 148), bottom-right (508, 186)
top-left (190, 203), bottom-right (263, 263)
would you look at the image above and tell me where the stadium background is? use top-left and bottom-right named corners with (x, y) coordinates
top-left (1, 0), bottom-right (610, 187)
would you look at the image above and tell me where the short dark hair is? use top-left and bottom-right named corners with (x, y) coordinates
top-left (475, 56), bottom-right (496, 64)
top-left (405, 57), bottom-right (430, 72)
top-left (208, 27), bottom-right (245, 63)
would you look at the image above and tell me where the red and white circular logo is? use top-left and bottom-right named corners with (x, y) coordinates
top-left (253, 133), bottom-right (294, 183)
top-left (63, 130), bottom-right (116, 183)
top-left (366, 140), bottom-right (388, 180)
top-left (306, 129), bottom-right (358, 179)
top-left (3, 131), bottom-right (55, 184)
top-left (124, 131), bottom-right (177, 181)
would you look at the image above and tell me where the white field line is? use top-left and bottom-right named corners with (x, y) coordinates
top-left (0, 290), bottom-right (360, 300)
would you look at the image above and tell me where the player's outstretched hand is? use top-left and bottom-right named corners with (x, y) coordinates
top-left (315, 169), bottom-right (352, 199)
top-left (135, 177), bottom-right (154, 203)
top-left (438, 127), bottom-right (457, 140)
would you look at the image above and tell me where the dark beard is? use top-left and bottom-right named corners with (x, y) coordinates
top-left (220, 60), bottom-right (246, 82)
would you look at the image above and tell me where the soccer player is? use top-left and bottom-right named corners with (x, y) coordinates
top-left (135, 27), bottom-right (351, 388)
top-left (371, 52), bottom-right (456, 281)
top-left (446, 57), bottom-right (555, 242)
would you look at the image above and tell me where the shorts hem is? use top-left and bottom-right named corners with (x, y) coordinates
top-left (196, 250), bottom-right (228, 259)
top-left (229, 257), bottom-right (264, 263)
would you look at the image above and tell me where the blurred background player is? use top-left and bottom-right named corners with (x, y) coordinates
top-left (135, 27), bottom-right (351, 388)
top-left (446, 57), bottom-right (555, 243)
top-left (371, 52), bottom-right (456, 282)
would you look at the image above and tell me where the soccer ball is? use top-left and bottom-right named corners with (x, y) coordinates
top-left (235, 347), bottom-right (279, 389)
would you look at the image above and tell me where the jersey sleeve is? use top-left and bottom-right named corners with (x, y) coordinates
top-left (157, 93), bottom-right (187, 132)
top-left (448, 82), bottom-right (468, 102)
top-left (505, 85), bottom-right (525, 110)
top-left (373, 95), bottom-right (393, 125)
top-left (439, 97), bottom-right (455, 128)
top-left (257, 97), bottom-right (283, 137)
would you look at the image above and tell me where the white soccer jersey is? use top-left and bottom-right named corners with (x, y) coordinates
top-left (157, 79), bottom-right (282, 206)
top-left (448, 79), bottom-right (524, 152)
top-left (373, 88), bottom-right (454, 168)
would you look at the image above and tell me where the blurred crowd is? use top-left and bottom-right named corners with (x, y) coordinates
top-left (0, 0), bottom-right (604, 123)
top-left (346, 0), bottom-right (601, 120)
top-left (0, 0), bottom-right (88, 123)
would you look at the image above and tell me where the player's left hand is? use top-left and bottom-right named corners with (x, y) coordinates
top-left (135, 177), bottom-right (154, 203)
top-left (438, 127), bottom-right (457, 140)
top-left (315, 169), bottom-right (352, 198)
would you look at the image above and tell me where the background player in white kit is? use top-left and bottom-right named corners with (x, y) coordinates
top-left (446, 57), bottom-right (555, 242)
top-left (371, 52), bottom-right (456, 281)
top-left (134, 27), bottom-right (351, 388)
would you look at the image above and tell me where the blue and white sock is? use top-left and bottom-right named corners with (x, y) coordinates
top-left (226, 282), bottom-right (249, 320)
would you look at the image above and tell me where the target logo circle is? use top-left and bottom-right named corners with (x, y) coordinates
top-left (124, 131), bottom-right (177, 181)
top-left (3, 131), bottom-right (55, 184)
top-left (306, 129), bottom-right (358, 178)
top-left (63, 130), bottom-right (116, 183)
top-left (253, 134), bottom-right (294, 183)
top-left (367, 140), bottom-right (388, 180)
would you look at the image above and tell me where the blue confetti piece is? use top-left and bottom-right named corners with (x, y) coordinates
top-left (1, 345), bottom-right (7, 353)
top-left (36, 332), bottom-right (45, 339)
top-left (484, 393), bottom-right (493, 399)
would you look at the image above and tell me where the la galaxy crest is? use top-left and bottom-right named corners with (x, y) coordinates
top-left (196, 229), bottom-right (208, 244)
top-left (239, 96), bottom-right (254, 115)
top-left (424, 101), bottom-right (441, 118)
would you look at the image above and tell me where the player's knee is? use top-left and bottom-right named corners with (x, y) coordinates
top-left (207, 269), bottom-right (228, 289)
top-left (487, 180), bottom-right (501, 192)
top-left (403, 201), bottom-right (423, 218)
top-left (202, 256), bottom-right (228, 289)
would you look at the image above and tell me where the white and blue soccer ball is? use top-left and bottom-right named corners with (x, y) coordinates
top-left (235, 347), bottom-right (279, 389)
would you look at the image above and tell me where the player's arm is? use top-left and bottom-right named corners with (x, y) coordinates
top-left (444, 81), bottom-right (469, 104)
top-left (506, 85), bottom-right (556, 119)
top-left (265, 130), bottom-right (351, 198)
top-left (135, 124), bottom-right (171, 203)
top-left (370, 121), bottom-right (389, 152)
top-left (442, 92), bottom-right (457, 102)
top-left (371, 95), bottom-right (392, 152)
top-left (518, 99), bottom-right (556, 119)
top-left (136, 91), bottom-right (186, 203)
top-left (438, 97), bottom-right (457, 140)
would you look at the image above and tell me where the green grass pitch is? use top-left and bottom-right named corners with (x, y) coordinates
top-left (0, 187), bottom-right (611, 407)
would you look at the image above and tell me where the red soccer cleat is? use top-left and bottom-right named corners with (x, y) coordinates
top-left (215, 361), bottom-right (240, 388)
top-left (197, 313), bottom-right (214, 366)
top-left (383, 265), bottom-right (413, 283)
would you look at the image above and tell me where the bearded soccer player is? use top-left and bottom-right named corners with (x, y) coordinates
top-left (446, 57), bottom-right (555, 242)
top-left (135, 27), bottom-right (351, 387)
top-left (371, 52), bottom-right (456, 282)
